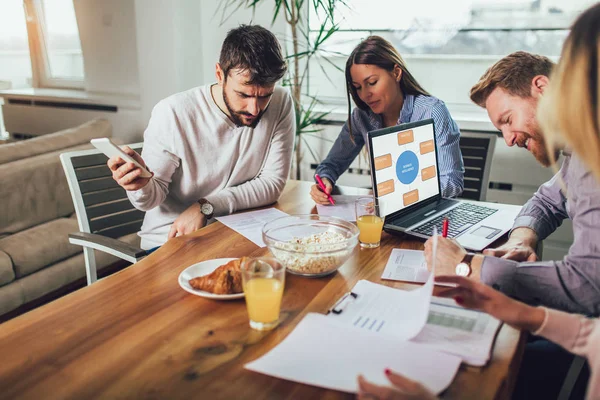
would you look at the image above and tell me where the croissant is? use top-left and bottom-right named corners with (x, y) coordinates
top-left (189, 257), bottom-right (246, 294)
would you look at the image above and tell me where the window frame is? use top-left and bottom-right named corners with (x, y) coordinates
top-left (305, 1), bottom-right (588, 111)
top-left (23, 0), bottom-right (84, 90)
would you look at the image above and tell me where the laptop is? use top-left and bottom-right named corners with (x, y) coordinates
top-left (366, 118), bottom-right (521, 251)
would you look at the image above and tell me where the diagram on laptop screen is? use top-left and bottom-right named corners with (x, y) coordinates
top-left (371, 123), bottom-right (439, 217)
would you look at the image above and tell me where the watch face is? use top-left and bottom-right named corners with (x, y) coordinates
top-left (455, 262), bottom-right (471, 277)
top-left (201, 203), bottom-right (214, 215)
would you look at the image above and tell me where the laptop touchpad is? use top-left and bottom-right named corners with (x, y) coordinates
top-left (470, 226), bottom-right (502, 239)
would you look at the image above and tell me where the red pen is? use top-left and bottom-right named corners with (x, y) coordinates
top-left (442, 217), bottom-right (449, 238)
top-left (315, 174), bottom-right (335, 205)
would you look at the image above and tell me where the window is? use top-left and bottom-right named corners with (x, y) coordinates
top-left (24, 0), bottom-right (84, 89)
top-left (307, 0), bottom-right (599, 109)
top-left (310, 0), bottom-right (596, 57)
top-left (0, 1), bottom-right (32, 90)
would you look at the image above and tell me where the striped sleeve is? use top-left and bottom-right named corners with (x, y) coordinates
top-left (431, 101), bottom-right (464, 197)
top-left (315, 111), bottom-right (366, 184)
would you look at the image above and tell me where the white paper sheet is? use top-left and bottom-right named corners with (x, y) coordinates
top-left (335, 263), bottom-right (500, 366)
top-left (330, 273), bottom-right (434, 341)
top-left (245, 313), bottom-right (461, 394)
top-left (316, 195), bottom-right (367, 222)
top-left (216, 208), bottom-right (288, 247)
top-left (381, 249), bottom-right (430, 283)
top-left (412, 297), bottom-right (502, 366)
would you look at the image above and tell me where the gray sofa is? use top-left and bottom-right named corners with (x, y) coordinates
top-left (0, 119), bottom-right (140, 316)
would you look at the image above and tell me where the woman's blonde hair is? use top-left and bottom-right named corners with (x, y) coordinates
top-left (538, 3), bottom-right (600, 180)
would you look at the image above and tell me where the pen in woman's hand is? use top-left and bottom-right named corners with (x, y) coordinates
top-left (315, 174), bottom-right (335, 205)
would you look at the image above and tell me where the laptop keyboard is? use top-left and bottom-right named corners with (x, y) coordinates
top-left (410, 203), bottom-right (498, 238)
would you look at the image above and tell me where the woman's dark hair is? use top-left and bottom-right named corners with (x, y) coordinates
top-left (345, 36), bottom-right (429, 138)
top-left (219, 25), bottom-right (287, 85)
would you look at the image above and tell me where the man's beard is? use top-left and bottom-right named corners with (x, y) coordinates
top-left (222, 90), bottom-right (265, 128)
top-left (528, 130), bottom-right (560, 167)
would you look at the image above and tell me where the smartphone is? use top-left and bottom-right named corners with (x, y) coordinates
top-left (91, 138), bottom-right (152, 178)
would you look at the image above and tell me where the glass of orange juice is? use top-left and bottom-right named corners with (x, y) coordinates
top-left (241, 258), bottom-right (285, 331)
top-left (355, 197), bottom-right (384, 248)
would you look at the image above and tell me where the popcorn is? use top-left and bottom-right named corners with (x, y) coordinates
top-left (268, 231), bottom-right (354, 275)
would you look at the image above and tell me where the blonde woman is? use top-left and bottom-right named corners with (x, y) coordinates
top-left (357, 3), bottom-right (600, 400)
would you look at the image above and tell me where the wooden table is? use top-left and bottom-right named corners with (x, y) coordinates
top-left (0, 180), bottom-right (525, 400)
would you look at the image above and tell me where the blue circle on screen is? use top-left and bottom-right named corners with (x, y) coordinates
top-left (396, 151), bottom-right (419, 184)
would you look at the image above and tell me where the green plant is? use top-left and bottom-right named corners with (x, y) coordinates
top-left (218, 0), bottom-right (347, 179)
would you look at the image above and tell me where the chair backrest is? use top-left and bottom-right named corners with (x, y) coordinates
top-left (459, 132), bottom-right (497, 201)
top-left (60, 144), bottom-right (145, 239)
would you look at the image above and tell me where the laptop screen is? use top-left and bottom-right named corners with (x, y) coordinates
top-left (368, 119), bottom-right (440, 218)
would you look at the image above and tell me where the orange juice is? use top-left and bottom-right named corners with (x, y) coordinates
top-left (243, 278), bottom-right (284, 324)
top-left (357, 215), bottom-right (384, 245)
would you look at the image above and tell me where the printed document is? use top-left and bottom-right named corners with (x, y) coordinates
top-left (381, 249), bottom-right (429, 283)
top-left (216, 208), bottom-right (288, 247)
top-left (330, 277), bottom-right (434, 341)
top-left (316, 195), bottom-right (367, 222)
top-left (245, 313), bottom-right (461, 394)
top-left (413, 297), bottom-right (502, 366)
top-left (330, 280), bottom-right (501, 366)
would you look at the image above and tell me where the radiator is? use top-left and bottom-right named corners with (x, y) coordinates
top-left (1, 95), bottom-right (143, 142)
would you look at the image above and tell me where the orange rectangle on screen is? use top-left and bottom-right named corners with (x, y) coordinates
top-left (397, 130), bottom-right (414, 145)
top-left (420, 140), bottom-right (434, 154)
top-left (421, 165), bottom-right (436, 181)
top-left (377, 179), bottom-right (395, 196)
top-left (403, 189), bottom-right (419, 206)
top-left (374, 154), bottom-right (392, 171)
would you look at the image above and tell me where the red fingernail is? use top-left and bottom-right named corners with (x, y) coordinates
top-left (384, 368), bottom-right (391, 375)
top-left (455, 296), bottom-right (464, 304)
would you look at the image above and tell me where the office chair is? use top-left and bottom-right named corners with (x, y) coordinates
top-left (459, 131), bottom-right (497, 201)
top-left (60, 143), bottom-right (147, 285)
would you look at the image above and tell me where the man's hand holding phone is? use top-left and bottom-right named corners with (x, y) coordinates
top-left (107, 145), bottom-right (153, 191)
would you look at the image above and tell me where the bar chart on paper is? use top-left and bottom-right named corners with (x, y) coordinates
top-left (326, 280), bottom-right (501, 366)
top-left (427, 299), bottom-right (493, 334)
top-left (349, 302), bottom-right (491, 335)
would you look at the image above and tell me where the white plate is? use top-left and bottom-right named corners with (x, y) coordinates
top-left (178, 258), bottom-right (245, 300)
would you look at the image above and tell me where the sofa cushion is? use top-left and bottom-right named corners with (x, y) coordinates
top-left (0, 280), bottom-right (25, 317)
top-left (0, 144), bottom-right (92, 235)
top-left (0, 230), bottom-right (142, 316)
top-left (0, 218), bottom-right (81, 278)
top-left (0, 119), bottom-right (112, 165)
top-left (0, 253), bottom-right (89, 316)
top-left (0, 231), bottom-right (141, 316)
top-left (0, 250), bottom-right (15, 287)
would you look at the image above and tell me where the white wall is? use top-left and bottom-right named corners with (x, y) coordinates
top-left (197, 2), bottom-right (288, 84)
top-left (74, 0), bottom-right (140, 97)
top-left (134, 0), bottom-right (288, 128)
top-left (47, 0), bottom-right (289, 142)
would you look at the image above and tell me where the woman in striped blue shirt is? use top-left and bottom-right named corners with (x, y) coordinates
top-left (311, 36), bottom-right (464, 203)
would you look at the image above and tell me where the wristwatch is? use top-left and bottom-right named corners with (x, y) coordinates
top-left (198, 198), bottom-right (214, 220)
top-left (455, 253), bottom-right (475, 277)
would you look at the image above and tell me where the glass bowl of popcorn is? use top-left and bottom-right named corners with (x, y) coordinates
top-left (262, 214), bottom-right (359, 277)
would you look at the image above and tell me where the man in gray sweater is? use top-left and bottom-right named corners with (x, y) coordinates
top-left (108, 25), bottom-right (295, 250)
